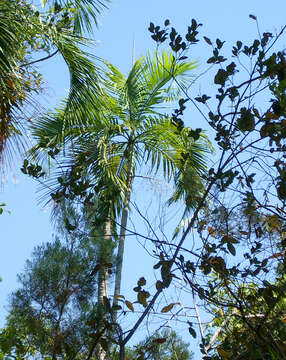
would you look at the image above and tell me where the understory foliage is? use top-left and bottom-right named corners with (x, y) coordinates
top-left (5, 204), bottom-right (105, 359)
top-left (2, 3), bottom-right (286, 360)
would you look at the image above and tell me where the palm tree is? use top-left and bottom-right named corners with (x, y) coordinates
top-left (30, 50), bottom-right (209, 358)
top-left (99, 52), bottom-right (208, 314)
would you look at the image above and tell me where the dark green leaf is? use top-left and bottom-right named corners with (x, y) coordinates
top-left (227, 243), bottom-right (236, 256)
top-left (188, 326), bottom-right (197, 338)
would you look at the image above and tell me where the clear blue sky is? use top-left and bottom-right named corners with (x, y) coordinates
top-left (1, 0), bottom-right (286, 355)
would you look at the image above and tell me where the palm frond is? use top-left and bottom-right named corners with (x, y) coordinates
top-left (0, 15), bottom-right (17, 71)
top-left (135, 116), bottom-right (181, 178)
top-left (42, 0), bottom-right (109, 34)
top-left (28, 29), bottom-right (106, 145)
top-left (52, 28), bottom-right (104, 124)
top-left (137, 51), bottom-right (197, 111)
top-left (102, 61), bottom-right (143, 123)
top-left (168, 128), bottom-right (212, 214)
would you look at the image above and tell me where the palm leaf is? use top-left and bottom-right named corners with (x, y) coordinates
top-left (42, 0), bottom-right (109, 34)
top-left (137, 51), bottom-right (196, 111)
top-left (135, 116), bottom-right (180, 178)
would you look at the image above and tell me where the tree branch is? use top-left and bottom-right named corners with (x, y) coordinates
top-left (19, 49), bottom-right (59, 67)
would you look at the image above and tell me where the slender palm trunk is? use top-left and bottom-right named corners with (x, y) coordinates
top-left (112, 140), bottom-right (134, 320)
top-left (96, 219), bottom-right (111, 360)
top-left (97, 219), bottom-right (111, 305)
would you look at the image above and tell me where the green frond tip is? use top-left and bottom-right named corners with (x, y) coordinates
top-left (140, 50), bottom-right (197, 93)
top-left (167, 127), bottom-right (212, 221)
top-left (101, 50), bottom-right (197, 125)
top-left (41, 0), bottom-right (109, 34)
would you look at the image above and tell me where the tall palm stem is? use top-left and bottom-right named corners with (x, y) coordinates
top-left (96, 218), bottom-right (111, 360)
top-left (113, 138), bottom-right (135, 318)
top-left (97, 219), bottom-right (111, 306)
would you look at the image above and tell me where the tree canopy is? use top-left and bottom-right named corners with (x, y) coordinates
top-left (1, 2), bottom-right (286, 360)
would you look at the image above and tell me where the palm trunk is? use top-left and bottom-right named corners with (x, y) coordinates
top-left (113, 139), bottom-right (134, 321)
top-left (97, 219), bottom-right (111, 305)
top-left (96, 219), bottom-right (111, 360)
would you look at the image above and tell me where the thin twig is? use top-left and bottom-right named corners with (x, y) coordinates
top-left (20, 49), bottom-right (59, 67)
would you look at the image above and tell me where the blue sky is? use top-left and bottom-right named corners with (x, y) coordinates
top-left (1, 0), bottom-right (286, 355)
